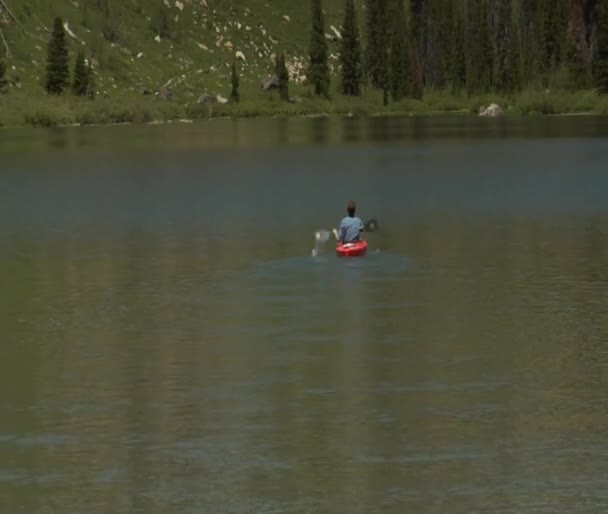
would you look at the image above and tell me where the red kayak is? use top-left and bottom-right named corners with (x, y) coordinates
top-left (336, 240), bottom-right (368, 257)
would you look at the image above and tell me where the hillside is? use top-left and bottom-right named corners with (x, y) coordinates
top-left (1, 0), bottom-right (607, 127)
top-left (1, 0), bottom-right (355, 102)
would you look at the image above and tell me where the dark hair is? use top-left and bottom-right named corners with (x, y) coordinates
top-left (347, 200), bottom-right (356, 217)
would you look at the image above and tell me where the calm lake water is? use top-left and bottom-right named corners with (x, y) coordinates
top-left (1, 116), bottom-right (608, 514)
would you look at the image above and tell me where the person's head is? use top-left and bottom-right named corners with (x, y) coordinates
top-left (347, 200), bottom-right (357, 217)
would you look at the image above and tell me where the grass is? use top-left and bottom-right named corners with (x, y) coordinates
top-left (2, 87), bottom-right (607, 128)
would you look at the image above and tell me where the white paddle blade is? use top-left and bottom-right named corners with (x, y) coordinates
top-left (315, 230), bottom-right (331, 243)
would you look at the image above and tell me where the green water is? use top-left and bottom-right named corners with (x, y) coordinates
top-left (1, 116), bottom-right (608, 513)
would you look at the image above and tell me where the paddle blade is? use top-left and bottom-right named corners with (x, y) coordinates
top-left (364, 219), bottom-right (379, 232)
top-left (315, 230), bottom-right (331, 243)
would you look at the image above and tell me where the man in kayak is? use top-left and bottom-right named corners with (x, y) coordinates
top-left (333, 200), bottom-right (364, 244)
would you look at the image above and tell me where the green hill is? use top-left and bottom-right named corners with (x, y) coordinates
top-left (1, 0), bottom-right (371, 125)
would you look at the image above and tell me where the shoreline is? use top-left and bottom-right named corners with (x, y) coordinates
top-left (1, 88), bottom-right (607, 129)
top-left (0, 107), bottom-right (604, 131)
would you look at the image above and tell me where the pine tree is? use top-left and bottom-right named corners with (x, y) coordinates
top-left (45, 17), bottom-right (70, 95)
top-left (478, 0), bottom-right (494, 92)
top-left (276, 52), bottom-right (290, 101)
top-left (595, 0), bottom-right (608, 94)
top-left (566, 0), bottom-right (592, 89)
top-left (86, 60), bottom-right (96, 100)
top-left (364, 0), bottom-right (377, 84)
top-left (451, 10), bottom-right (466, 94)
top-left (390, 0), bottom-right (411, 101)
top-left (230, 60), bottom-right (240, 102)
top-left (309, 0), bottom-right (330, 97)
top-left (426, 0), bottom-right (449, 90)
top-left (409, 0), bottom-right (424, 98)
top-left (466, 0), bottom-right (483, 93)
top-left (96, 0), bottom-right (110, 17)
top-left (0, 59), bottom-right (8, 94)
top-left (152, 0), bottom-right (173, 40)
top-left (72, 49), bottom-right (89, 96)
top-left (520, 0), bottom-right (540, 87)
top-left (494, 0), bottom-right (514, 93)
top-left (539, 0), bottom-right (567, 83)
top-left (510, 21), bottom-right (522, 92)
top-left (340, 0), bottom-right (362, 96)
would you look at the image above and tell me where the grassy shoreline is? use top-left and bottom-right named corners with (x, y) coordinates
top-left (1, 88), bottom-right (608, 129)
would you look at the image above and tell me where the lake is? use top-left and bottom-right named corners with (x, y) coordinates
top-left (1, 115), bottom-right (608, 514)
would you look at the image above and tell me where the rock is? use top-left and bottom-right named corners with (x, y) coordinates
top-left (261, 74), bottom-right (279, 91)
top-left (154, 35), bottom-right (161, 43)
top-left (137, 52), bottom-right (144, 58)
top-left (200, 93), bottom-right (216, 104)
top-left (330, 25), bottom-right (342, 39)
top-left (197, 42), bottom-right (209, 51)
top-left (175, 1), bottom-right (184, 11)
top-left (282, 15), bottom-right (290, 22)
top-left (479, 103), bottom-right (504, 117)
top-left (235, 50), bottom-right (246, 61)
top-left (159, 86), bottom-right (173, 101)
top-left (216, 95), bottom-right (228, 104)
top-left (63, 22), bottom-right (78, 40)
top-left (225, 41), bottom-right (233, 48)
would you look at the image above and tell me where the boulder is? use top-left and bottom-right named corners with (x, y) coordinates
top-left (261, 74), bottom-right (279, 91)
top-left (200, 93), bottom-right (216, 104)
top-left (158, 86), bottom-right (173, 101)
top-left (479, 103), bottom-right (504, 117)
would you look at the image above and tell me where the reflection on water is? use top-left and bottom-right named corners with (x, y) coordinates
top-left (1, 117), bottom-right (608, 513)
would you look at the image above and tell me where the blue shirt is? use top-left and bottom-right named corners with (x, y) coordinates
top-left (339, 216), bottom-right (364, 243)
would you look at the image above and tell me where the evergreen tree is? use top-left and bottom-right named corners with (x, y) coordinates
top-left (152, 1), bottom-right (173, 40)
top-left (478, 0), bottom-right (494, 92)
top-left (365, 0), bottom-right (391, 92)
top-left (520, 0), bottom-right (540, 87)
top-left (72, 49), bottom-right (89, 96)
top-left (0, 59), bottom-right (8, 94)
top-left (96, 0), bottom-right (110, 17)
top-left (566, 0), bottom-right (592, 89)
top-left (390, 0), bottom-right (411, 101)
top-left (230, 59), bottom-right (240, 102)
top-left (451, 10), bottom-right (466, 94)
top-left (86, 60), bottom-right (96, 100)
top-left (426, 0), bottom-right (449, 89)
top-left (364, 0), bottom-right (377, 84)
top-left (494, 0), bottom-right (514, 93)
top-left (45, 17), bottom-right (70, 95)
top-left (276, 52), bottom-right (290, 101)
top-left (510, 21), bottom-right (523, 92)
top-left (595, 0), bottom-right (608, 94)
top-left (309, 0), bottom-right (330, 97)
top-left (340, 0), bottom-right (362, 96)
top-left (539, 0), bottom-right (567, 82)
top-left (409, 0), bottom-right (424, 98)
top-left (466, 0), bottom-right (484, 93)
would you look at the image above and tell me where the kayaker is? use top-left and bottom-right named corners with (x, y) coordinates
top-left (333, 200), bottom-right (364, 244)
